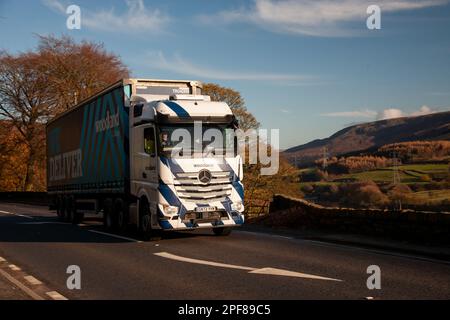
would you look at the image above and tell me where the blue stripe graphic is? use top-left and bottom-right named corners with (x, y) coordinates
top-left (232, 181), bottom-right (244, 200)
top-left (164, 101), bottom-right (190, 118)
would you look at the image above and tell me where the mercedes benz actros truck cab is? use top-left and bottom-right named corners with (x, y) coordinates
top-left (47, 79), bottom-right (244, 239)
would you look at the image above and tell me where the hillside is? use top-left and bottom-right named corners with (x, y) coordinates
top-left (284, 111), bottom-right (450, 165)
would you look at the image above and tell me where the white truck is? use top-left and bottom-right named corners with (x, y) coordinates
top-left (46, 79), bottom-right (244, 239)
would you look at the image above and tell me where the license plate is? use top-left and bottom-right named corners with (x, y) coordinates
top-left (195, 206), bottom-right (217, 213)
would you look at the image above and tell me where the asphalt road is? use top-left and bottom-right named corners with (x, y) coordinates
top-left (0, 202), bottom-right (449, 300)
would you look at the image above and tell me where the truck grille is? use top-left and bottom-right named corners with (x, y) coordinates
top-left (174, 171), bottom-right (233, 203)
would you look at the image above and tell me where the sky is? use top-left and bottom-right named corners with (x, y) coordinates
top-left (0, 0), bottom-right (449, 149)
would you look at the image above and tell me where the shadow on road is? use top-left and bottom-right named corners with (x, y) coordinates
top-left (0, 214), bottom-right (219, 244)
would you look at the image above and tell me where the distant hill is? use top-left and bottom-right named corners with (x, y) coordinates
top-left (284, 111), bottom-right (450, 165)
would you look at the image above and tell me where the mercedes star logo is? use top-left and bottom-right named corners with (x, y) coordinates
top-left (198, 169), bottom-right (212, 184)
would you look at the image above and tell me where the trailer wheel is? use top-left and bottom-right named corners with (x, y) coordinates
top-left (139, 200), bottom-right (161, 241)
top-left (71, 206), bottom-right (84, 225)
top-left (66, 197), bottom-right (75, 223)
top-left (103, 198), bottom-right (116, 231)
top-left (213, 227), bottom-right (232, 236)
top-left (56, 197), bottom-right (65, 221)
top-left (62, 196), bottom-right (71, 222)
top-left (114, 198), bottom-right (128, 233)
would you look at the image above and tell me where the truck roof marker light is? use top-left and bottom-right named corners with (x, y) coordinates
top-left (169, 94), bottom-right (211, 101)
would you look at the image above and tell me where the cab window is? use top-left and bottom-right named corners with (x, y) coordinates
top-left (144, 127), bottom-right (156, 156)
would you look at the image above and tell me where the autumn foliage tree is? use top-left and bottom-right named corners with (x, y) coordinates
top-left (202, 82), bottom-right (301, 214)
top-left (0, 51), bottom-right (56, 190)
top-left (37, 35), bottom-right (129, 112)
top-left (203, 83), bottom-right (259, 131)
top-left (0, 35), bottom-right (129, 191)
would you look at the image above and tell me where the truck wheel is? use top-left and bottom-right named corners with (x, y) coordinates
top-left (56, 197), bottom-right (64, 221)
top-left (114, 198), bottom-right (128, 233)
top-left (72, 209), bottom-right (84, 225)
top-left (103, 198), bottom-right (116, 231)
top-left (62, 196), bottom-right (71, 222)
top-left (66, 197), bottom-right (75, 223)
top-left (213, 227), bottom-right (232, 236)
top-left (139, 200), bottom-right (161, 241)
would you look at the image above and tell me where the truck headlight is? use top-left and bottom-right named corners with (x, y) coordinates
top-left (163, 205), bottom-right (179, 215)
top-left (231, 201), bottom-right (243, 212)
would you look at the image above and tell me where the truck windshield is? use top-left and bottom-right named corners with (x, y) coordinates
top-left (158, 124), bottom-right (236, 157)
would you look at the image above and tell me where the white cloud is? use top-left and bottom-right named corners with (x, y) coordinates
top-left (43, 0), bottom-right (66, 13)
top-left (376, 108), bottom-right (404, 120)
top-left (322, 105), bottom-right (440, 120)
top-left (321, 109), bottom-right (377, 118)
top-left (201, 0), bottom-right (449, 37)
top-left (146, 51), bottom-right (319, 83)
top-left (409, 105), bottom-right (437, 117)
top-left (43, 0), bottom-right (169, 33)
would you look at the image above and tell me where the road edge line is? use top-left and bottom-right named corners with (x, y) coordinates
top-left (0, 268), bottom-right (44, 300)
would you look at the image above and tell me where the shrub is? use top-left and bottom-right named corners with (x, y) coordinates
top-left (339, 180), bottom-right (389, 208)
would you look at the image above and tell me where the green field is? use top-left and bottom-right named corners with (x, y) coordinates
top-left (335, 164), bottom-right (448, 184)
top-left (299, 163), bottom-right (449, 209)
top-left (410, 189), bottom-right (450, 203)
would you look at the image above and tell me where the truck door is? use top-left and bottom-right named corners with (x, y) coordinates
top-left (132, 125), bottom-right (157, 185)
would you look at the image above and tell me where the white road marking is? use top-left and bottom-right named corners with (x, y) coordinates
top-left (8, 264), bottom-right (21, 271)
top-left (154, 252), bottom-right (254, 271)
top-left (24, 275), bottom-right (43, 285)
top-left (16, 214), bottom-right (33, 219)
top-left (154, 252), bottom-right (342, 281)
top-left (237, 230), bottom-right (293, 240)
top-left (0, 268), bottom-right (44, 300)
top-left (238, 230), bottom-right (450, 266)
top-left (249, 267), bottom-right (341, 281)
top-left (0, 256), bottom-right (6, 262)
top-left (88, 230), bottom-right (143, 243)
top-left (0, 210), bottom-right (33, 219)
top-left (46, 291), bottom-right (68, 300)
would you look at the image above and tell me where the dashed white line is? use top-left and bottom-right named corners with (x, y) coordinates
top-left (0, 268), bottom-right (45, 300)
top-left (8, 264), bottom-right (21, 271)
top-left (0, 210), bottom-right (33, 219)
top-left (24, 275), bottom-right (43, 285)
top-left (46, 291), bottom-right (68, 300)
top-left (88, 230), bottom-right (143, 243)
top-left (154, 252), bottom-right (342, 281)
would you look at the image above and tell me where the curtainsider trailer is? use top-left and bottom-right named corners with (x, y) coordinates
top-left (46, 79), bottom-right (244, 239)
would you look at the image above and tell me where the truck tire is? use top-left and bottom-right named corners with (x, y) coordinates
top-left (66, 197), bottom-right (75, 223)
top-left (72, 207), bottom-right (84, 225)
top-left (56, 196), bottom-right (65, 221)
top-left (213, 227), bottom-right (232, 236)
top-left (114, 198), bottom-right (128, 233)
top-left (139, 200), bottom-right (161, 241)
top-left (103, 198), bottom-right (116, 231)
top-left (62, 196), bottom-right (71, 222)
